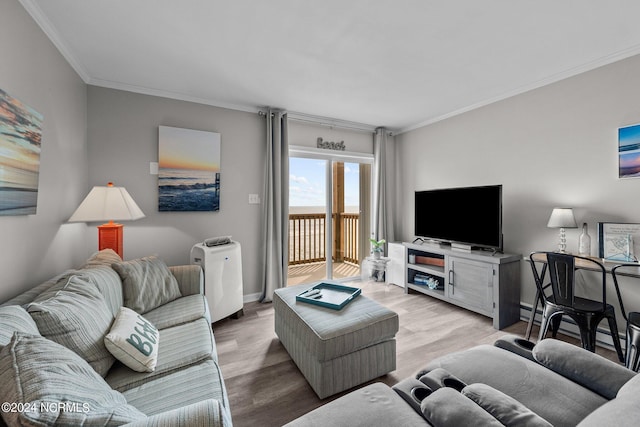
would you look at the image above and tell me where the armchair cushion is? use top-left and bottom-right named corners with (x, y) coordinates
top-left (420, 387), bottom-right (503, 427)
top-left (0, 305), bottom-right (39, 348)
top-left (532, 339), bottom-right (635, 399)
top-left (113, 256), bottom-right (182, 314)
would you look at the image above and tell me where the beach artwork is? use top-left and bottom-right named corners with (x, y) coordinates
top-left (158, 126), bottom-right (220, 212)
top-left (0, 88), bottom-right (43, 216)
top-left (619, 123), bottom-right (640, 178)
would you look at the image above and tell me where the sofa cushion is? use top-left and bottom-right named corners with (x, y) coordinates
top-left (106, 317), bottom-right (215, 391)
top-left (462, 383), bottom-right (552, 427)
top-left (27, 274), bottom-right (116, 376)
top-left (143, 294), bottom-right (208, 330)
top-left (80, 266), bottom-right (125, 316)
top-left (112, 256), bottom-right (182, 314)
top-left (0, 333), bottom-right (145, 426)
top-left (83, 248), bottom-right (123, 268)
top-left (105, 307), bottom-right (160, 373)
top-left (122, 359), bottom-right (229, 417)
top-left (419, 344), bottom-right (607, 427)
top-left (576, 392), bottom-right (640, 427)
top-left (532, 338), bottom-right (634, 400)
top-left (0, 305), bottom-right (39, 348)
top-left (421, 387), bottom-right (503, 427)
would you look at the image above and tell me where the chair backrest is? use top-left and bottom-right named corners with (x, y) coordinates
top-left (610, 264), bottom-right (640, 322)
top-left (546, 252), bottom-right (577, 307)
top-left (529, 251), bottom-right (608, 310)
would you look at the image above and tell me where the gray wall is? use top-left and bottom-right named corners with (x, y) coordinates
top-left (0, 0), bottom-right (87, 302)
top-left (86, 86), bottom-right (265, 299)
top-left (396, 53), bottom-right (640, 310)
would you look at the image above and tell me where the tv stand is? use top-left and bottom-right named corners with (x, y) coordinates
top-left (402, 241), bottom-right (520, 329)
top-left (450, 242), bottom-right (472, 252)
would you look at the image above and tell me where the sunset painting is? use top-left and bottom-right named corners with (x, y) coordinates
top-left (0, 88), bottom-right (43, 215)
top-left (619, 123), bottom-right (640, 178)
top-left (158, 126), bottom-right (220, 211)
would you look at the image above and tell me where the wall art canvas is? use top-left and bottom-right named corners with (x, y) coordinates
top-left (0, 88), bottom-right (43, 216)
top-left (618, 123), bottom-right (640, 178)
top-left (158, 126), bottom-right (220, 212)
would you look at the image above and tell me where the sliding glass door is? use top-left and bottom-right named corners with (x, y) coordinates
top-left (287, 149), bottom-right (372, 286)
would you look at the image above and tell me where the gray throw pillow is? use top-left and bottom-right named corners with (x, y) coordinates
top-left (27, 274), bottom-right (116, 377)
top-left (0, 332), bottom-right (145, 426)
top-left (112, 256), bottom-right (182, 314)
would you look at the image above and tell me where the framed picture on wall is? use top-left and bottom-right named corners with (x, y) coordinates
top-left (597, 222), bottom-right (640, 263)
top-left (158, 126), bottom-right (221, 212)
top-left (0, 88), bottom-right (43, 215)
top-left (618, 123), bottom-right (640, 179)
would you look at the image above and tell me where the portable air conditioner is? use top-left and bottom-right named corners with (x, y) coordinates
top-left (190, 240), bottom-right (244, 323)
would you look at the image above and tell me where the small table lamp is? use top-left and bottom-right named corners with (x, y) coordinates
top-left (69, 182), bottom-right (145, 258)
top-left (547, 207), bottom-right (577, 253)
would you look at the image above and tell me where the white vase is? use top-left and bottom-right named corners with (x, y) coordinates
top-left (373, 251), bottom-right (381, 259)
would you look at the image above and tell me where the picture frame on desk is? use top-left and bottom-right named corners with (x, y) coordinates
top-left (597, 222), bottom-right (640, 263)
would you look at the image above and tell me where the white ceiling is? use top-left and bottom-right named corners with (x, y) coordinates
top-left (20, 0), bottom-right (640, 132)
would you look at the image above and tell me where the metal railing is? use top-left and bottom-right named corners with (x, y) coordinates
top-left (288, 212), bottom-right (359, 265)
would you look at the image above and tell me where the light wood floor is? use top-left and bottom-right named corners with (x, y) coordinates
top-left (213, 280), bottom-right (620, 427)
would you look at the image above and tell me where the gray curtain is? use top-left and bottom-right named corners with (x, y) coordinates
top-left (372, 127), bottom-right (395, 254)
top-left (260, 109), bottom-right (289, 302)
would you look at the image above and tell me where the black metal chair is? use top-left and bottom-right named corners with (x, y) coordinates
top-left (610, 264), bottom-right (640, 371)
top-left (528, 252), bottom-right (624, 362)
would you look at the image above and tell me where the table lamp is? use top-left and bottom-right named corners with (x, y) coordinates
top-left (547, 207), bottom-right (577, 253)
top-left (69, 182), bottom-right (145, 258)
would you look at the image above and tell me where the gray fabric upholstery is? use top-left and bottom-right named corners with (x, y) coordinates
top-left (27, 274), bottom-right (116, 377)
top-left (462, 383), bottom-right (552, 427)
top-left (123, 359), bottom-right (229, 417)
top-left (0, 305), bottom-right (39, 348)
top-left (274, 285), bottom-right (398, 361)
top-left (106, 317), bottom-right (215, 392)
top-left (0, 333), bottom-right (145, 426)
top-left (123, 399), bottom-right (230, 427)
top-left (419, 344), bottom-right (607, 427)
top-left (576, 393), bottom-right (640, 427)
top-left (82, 248), bottom-right (123, 267)
top-left (112, 256), bottom-right (182, 314)
top-left (169, 265), bottom-right (204, 296)
top-left (421, 387), bottom-right (503, 427)
top-left (143, 294), bottom-right (208, 330)
top-left (533, 338), bottom-right (635, 400)
top-left (81, 265), bottom-right (125, 316)
top-left (284, 382), bottom-right (426, 427)
top-left (274, 284), bottom-right (398, 398)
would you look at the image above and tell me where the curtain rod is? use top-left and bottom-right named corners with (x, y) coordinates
top-left (258, 109), bottom-right (381, 134)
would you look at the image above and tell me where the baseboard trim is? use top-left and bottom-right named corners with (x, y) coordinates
top-left (243, 292), bottom-right (262, 303)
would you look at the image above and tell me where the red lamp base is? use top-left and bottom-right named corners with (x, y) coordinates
top-left (98, 222), bottom-right (124, 259)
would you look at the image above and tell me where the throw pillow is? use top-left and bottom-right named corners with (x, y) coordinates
top-left (0, 305), bottom-right (39, 348)
top-left (83, 248), bottom-right (123, 268)
top-left (0, 333), bottom-right (145, 426)
top-left (112, 256), bottom-right (182, 314)
top-left (27, 274), bottom-right (116, 377)
top-left (105, 307), bottom-right (160, 372)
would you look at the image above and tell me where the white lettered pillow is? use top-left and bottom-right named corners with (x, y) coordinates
top-left (104, 307), bottom-right (159, 372)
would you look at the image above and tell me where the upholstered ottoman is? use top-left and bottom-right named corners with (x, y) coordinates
top-left (274, 284), bottom-right (399, 399)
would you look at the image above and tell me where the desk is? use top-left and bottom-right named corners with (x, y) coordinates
top-left (525, 253), bottom-right (640, 340)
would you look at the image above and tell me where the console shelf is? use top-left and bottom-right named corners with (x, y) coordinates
top-left (402, 242), bottom-right (521, 329)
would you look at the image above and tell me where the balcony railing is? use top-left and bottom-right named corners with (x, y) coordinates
top-left (288, 212), bottom-right (359, 266)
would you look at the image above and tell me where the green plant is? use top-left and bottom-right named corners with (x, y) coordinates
top-left (370, 238), bottom-right (386, 252)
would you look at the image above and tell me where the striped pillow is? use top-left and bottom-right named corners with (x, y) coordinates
top-left (112, 256), bottom-right (182, 314)
top-left (0, 305), bottom-right (40, 348)
top-left (27, 274), bottom-right (116, 377)
top-left (0, 332), bottom-right (145, 426)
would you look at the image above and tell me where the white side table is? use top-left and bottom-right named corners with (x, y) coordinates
top-left (362, 256), bottom-right (391, 283)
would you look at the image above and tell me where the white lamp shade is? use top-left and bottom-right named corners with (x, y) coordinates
top-left (547, 208), bottom-right (577, 228)
top-left (69, 184), bottom-right (145, 222)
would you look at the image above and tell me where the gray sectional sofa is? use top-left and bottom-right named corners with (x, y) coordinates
top-left (0, 249), bottom-right (231, 427)
top-left (287, 335), bottom-right (639, 426)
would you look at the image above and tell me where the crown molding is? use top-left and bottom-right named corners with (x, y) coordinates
top-left (398, 43), bottom-right (640, 135)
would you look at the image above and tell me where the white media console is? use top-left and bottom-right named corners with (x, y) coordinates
top-left (401, 241), bottom-right (521, 330)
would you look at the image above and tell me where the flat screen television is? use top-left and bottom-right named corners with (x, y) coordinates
top-left (414, 184), bottom-right (502, 251)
